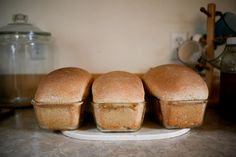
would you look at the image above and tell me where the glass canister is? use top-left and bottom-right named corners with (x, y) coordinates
top-left (219, 37), bottom-right (236, 120)
top-left (0, 13), bottom-right (53, 108)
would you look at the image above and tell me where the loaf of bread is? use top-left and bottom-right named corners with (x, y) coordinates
top-left (32, 67), bottom-right (92, 130)
top-left (143, 64), bottom-right (208, 128)
top-left (92, 71), bottom-right (146, 132)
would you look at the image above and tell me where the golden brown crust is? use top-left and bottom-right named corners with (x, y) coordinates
top-left (143, 64), bottom-right (209, 101)
top-left (33, 102), bottom-right (83, 130)
top-left (34, 67), bottom-right (92, 103)
top-left (93, 102), bottom-right (145, 131)
top-left (92, 71), bottom-right (145, 103)
top-left (159, 100), bottom-right (207, 128)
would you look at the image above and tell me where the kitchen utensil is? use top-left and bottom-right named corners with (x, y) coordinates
top-left (215, 12), bottom-right (236, 38)
top-left (177, 40), bottom-right (203, 69)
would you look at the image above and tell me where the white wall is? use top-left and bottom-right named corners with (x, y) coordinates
top-left (0, 0), bottom-right (235, 73)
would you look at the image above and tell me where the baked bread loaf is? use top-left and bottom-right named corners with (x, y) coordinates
top-left (32, 67), bottom-right (92, 130)
top-left (143, 64), bottom-right (208, 128)
top-left (92, 71), bottom-right (146, 132)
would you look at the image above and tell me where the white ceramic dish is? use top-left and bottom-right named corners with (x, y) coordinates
top-left (62, 119), bottom-right (190, 141)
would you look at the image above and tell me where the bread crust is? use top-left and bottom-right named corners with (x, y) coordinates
top-left (143, 64), bottom-right (208, 101)
top-left (92, 71), bottom-right (145, 103)
top-left (34, 67), bottom-right (92, 103)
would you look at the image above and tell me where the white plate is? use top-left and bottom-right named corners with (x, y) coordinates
top-left (62, 120), bottom-right (190, 141)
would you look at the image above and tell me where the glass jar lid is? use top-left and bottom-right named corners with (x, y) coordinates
top-left (226, 37), bottom-right (236, 45)
top-left (0, 13), bottom-right (51, 36)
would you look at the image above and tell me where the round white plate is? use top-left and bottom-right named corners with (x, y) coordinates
top-left (62, 120), bottom-right (190, 141)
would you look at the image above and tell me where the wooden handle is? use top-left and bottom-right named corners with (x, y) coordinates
top-left (200, 7), bottom-right (211, 17)
top-left (205, 3), bottom-right (216, 94)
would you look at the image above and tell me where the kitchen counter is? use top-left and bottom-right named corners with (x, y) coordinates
top-left (0, 107), bottom-right (236, 157)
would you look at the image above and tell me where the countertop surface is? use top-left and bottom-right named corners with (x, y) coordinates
top-left (0, 107), bottom-right (236, 157)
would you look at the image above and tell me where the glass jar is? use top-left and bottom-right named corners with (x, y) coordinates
top-left (219, 37), bottom-right (236, 120)
top-left (0, 14), bottom-right (53, 108)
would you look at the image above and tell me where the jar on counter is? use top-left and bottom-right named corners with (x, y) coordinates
top-left (219, 37), bottom-right (236, 120)
top-left (0, 13), bottom-right (53, 107)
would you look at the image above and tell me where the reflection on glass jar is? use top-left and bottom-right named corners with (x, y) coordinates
top-left (219, 37), bottom-right (236, 120)
top-left (0, 14), bottom-right (53, 107)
